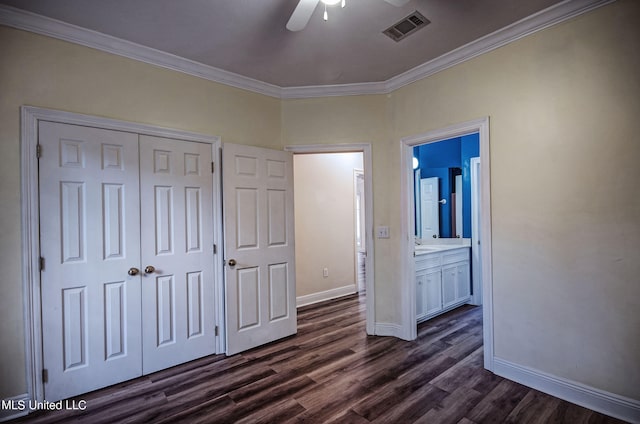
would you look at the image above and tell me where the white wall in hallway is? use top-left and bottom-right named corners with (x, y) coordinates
top-left (294, 152), bottom-right (363, 302)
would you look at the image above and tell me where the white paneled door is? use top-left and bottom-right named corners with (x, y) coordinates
top-left (223, 144), bottom-right (296, 355)
top-left (39, 122), bottom-right (216, 401)
top-left (39, 122), bottom-right (143, 401)
top-left (139, 135), bottom-right (215, 374)
top-left (420, 177), bottom-right (440, 239)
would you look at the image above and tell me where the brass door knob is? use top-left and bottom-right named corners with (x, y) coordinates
top-left (128, 267), bottom-right (140, 276)
top-left (228, 259), bottom-right (237, 267)
top-left (144, 265), bottom-right (156, 274)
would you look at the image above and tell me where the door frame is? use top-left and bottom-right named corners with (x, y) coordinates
top-left (470, 156), bottom-right (482, 305)
top-left (20, 106), bottom-right (224, 403)
top-left (400, 117), bottom-right (494, 371)
top-left (285, 144), bottom-right (375, 335)
top-left (353, 168), bottom-right (365, 293)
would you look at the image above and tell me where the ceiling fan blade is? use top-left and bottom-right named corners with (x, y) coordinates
top-left (383, 0), bottom-right (411, 6)
top-left (286, 0), bottom-right (320, 31)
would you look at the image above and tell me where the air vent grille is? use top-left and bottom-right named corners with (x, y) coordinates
top-left (383, 11), bottom-right (430, 42)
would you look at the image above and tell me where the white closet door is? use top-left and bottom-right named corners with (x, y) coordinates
top-left (139, 135), bottom-right (216, 373)
top-left (39, 121), bottom-right (142, 401)
top-left (223, 143), bottom-right (296, 355)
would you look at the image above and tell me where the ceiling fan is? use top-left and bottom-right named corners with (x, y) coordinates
top-left (286, 0), bottom-right (411, 31)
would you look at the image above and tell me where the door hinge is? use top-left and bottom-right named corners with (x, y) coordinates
top-left (211, 162), bottom-right (215, 173)
top-left (214, 326), bottom-right (219, 336)
top-left (36, 144), bottom-right (42, 158)
top-left (39, 257), bottom-right (45, 271)
top-left (42, 369), bottom-right (48, 383)
top-left (213, 244), bottom-right (217, 254)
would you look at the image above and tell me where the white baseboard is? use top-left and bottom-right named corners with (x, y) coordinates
top-left (0, 393), bottom-right (30, 422)
top-left (494, 358), bottom-right (640, 423)
top-left (296, 284), bottom-right (356, 308)
top-left (374, 322), bottom-right (406, 339)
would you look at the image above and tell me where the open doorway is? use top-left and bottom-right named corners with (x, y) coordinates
top-left (401, 118), bottom-right (494, 370)
top-left (286, 144), bottom-right (375, 335)
top-left (413, 133), bottom-right (482, 305)
top-left (293, 152), bottom-right (364, 305)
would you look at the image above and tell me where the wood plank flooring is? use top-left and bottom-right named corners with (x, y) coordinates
top-left (12, 294), bottom-right (626, 423)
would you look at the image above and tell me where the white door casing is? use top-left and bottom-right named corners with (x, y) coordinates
top-left (223, 143), bottom-right (296, 355)
top-left (414, 169), bottom-right (421, 238)
top-left (470, 157), bottom-right (482, 306)
top-left (354, 169), bottom-right (366, 292)
top-left (39, 122), bottom-right (143, 401)
top-left (139, 135), bottom-right (216, 374)
top-left (420, 177), bottom-right (440, 239)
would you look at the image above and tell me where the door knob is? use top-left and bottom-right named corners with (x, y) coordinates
top-left (128, 267), bottom-right (140, 276)
top-left (144, 265), bottom-right (156, 274)
top-left (228, 259), bottom-right (237, 267)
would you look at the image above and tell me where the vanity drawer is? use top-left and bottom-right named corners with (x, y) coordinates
top-left (442, 249), bottom-right (469, 265)
top-left (416, 254), bottom-right (441, 270)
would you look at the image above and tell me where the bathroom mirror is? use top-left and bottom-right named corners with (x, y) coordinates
top-left (413, 134), bottom-right (479, 239)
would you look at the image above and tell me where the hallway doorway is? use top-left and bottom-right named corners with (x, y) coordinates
top-left (286, 144), bottom-right (375, 335)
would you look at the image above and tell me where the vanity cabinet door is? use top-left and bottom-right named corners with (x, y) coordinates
top-left (416, 270), bottom-right (428, 319)
top-left (417, 268), bottom-right (442, 320)
top-left (425, 269), bottom-right (442, 316)
top-left (456, 262), bottom-right (471, 299)
top-left (443, 261), bottom-right (470, 308)
top-left (442, 265), bottom-right (458, 308)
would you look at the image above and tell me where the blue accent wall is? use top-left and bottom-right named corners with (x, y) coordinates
top-left (413, 133), bottom-right (479, 238)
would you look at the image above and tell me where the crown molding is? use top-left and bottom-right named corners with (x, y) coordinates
top-left (280, 81), bottom-right (388, 99)
top-left (0, 0), bottom-right (614, 100)
top-left (0, 5), bottom-right (282, 98)
top-left (385, 0), bottom-right (615, 92)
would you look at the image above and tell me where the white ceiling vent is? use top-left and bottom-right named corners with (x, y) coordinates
top-left (383, 11), bottom-right (430, 42)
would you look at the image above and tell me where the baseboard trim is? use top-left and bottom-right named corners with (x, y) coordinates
top-left (296, 284), bottom-right (356, 308)
top-left (0, 393), bottom-right (30, 422)
top-left (374, 322), bottom-right (406, 339)
top-left (494, 358), bottom-right (640, 423)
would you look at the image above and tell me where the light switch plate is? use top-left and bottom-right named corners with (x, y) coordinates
top-left (376, 226), bottom-right (390, 239)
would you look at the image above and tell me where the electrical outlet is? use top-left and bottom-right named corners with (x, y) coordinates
top-left (323, 267), bottom-right (329, 278)
top-left (376, 226), bottom-right (390, 239)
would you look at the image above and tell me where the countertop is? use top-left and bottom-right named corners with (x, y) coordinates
top-left (414, 244), bottom-right (470, 256)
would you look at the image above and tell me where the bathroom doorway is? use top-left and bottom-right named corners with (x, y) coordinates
top-left (401, 118), bottom-right (494, 370)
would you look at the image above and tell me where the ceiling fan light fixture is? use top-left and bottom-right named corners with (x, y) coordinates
top-left (321, 0), bottom-right (342, 5)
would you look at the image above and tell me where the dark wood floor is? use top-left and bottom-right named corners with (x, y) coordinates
top-left (13, 294), bottom-right (625, 424)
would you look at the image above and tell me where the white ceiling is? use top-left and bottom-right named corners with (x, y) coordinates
top-left (0, 0), bottom-right (568, 88)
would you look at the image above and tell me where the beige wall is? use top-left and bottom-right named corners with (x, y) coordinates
top-left (389, 0), bottom-right (640, 399)
top-left (0, 27), bottom-right (282, 398)
top-left (281, 95), bottom-right (398, 322)
top-left (1, 0), bottom-right (639, 406)
top-left (283, 0), bottom-right (640, 401)
top-left (294, 152), bottom-right (363, 298)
